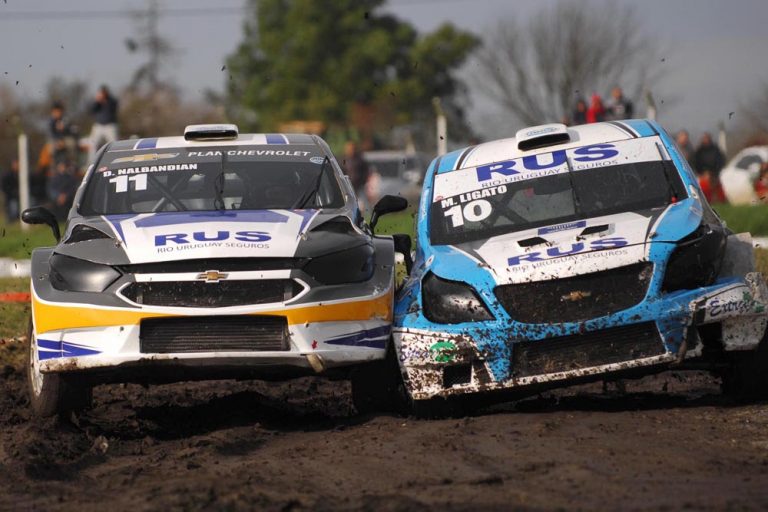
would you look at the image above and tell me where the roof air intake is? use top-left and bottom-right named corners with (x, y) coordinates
top-left (516, 124), bottom-right (570, 151)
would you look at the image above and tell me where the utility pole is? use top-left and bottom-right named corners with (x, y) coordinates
top-left (433, 97), bottom-right (447, 156)
top-left (17, 133), bottom-right (29, 231)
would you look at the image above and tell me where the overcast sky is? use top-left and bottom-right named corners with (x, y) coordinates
top-left (1, 0), bottom-right (767, 142)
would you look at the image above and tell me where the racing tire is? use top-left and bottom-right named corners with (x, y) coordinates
top-left (409, 397), bottom-right (465, 420)
top-left (720, 333), bottom-right (768, 400)
top-left (350, 343), bottom-right (408, 415)
top-left (26, 320), bottom-right (92, 418)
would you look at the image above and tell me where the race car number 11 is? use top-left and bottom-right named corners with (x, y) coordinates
top-left (109, 174), bottom-right (148, 193)
top-left (443, 199), bottom-right (492, 227)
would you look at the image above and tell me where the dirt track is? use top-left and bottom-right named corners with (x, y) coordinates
top-left (2, 338), bottom-right (768, 511)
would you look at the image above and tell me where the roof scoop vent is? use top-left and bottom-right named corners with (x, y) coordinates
top-left (516, 123), bottom-right (570, 151)
top-left (184, 124), bottom-right (239, 141)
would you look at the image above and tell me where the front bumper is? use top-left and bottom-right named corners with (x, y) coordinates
top-left (394, 274), bottom-right (768, 401)
top-left (32, 288), bottom-right (393, 378)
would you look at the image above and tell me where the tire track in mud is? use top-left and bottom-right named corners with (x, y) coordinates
top-left (2, 338), bottom-right (768, 511)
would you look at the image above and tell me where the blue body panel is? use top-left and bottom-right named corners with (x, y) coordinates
top-left (395, 119), bottom-right (740, 384)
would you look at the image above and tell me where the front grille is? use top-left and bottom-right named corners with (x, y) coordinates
top-left (121, 279), bottom-right (302, 307)
top-left (495, 262), bottom-right (653, 323)
top-left (511, 322), bottom-right (665, 378)
top-left (140, 316), bottom-right (289, 353)
top-left (119, 258), bottom-right (305, 274)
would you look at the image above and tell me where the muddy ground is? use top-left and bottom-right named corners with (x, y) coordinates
top-left (1, 338), bottom-right (768, 511)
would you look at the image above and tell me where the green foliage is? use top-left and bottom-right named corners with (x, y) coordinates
top-left (714, 203), bottom-right (768, 236)
top-left (0, 222), bottom-right (57, 259)
top-left (226, 0), bottom-right (479, 134)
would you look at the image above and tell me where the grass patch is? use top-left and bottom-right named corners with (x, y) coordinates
top-left (714, 204), bottom-right (768, 237)
top-left (0, 222), bottom-right (58, 259)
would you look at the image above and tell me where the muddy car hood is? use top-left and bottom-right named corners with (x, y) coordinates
top-left (54, 210), bottom-right (367, 265)
top-left (435, 199), bottom-right (702, 285)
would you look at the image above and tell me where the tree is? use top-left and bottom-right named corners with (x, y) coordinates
top-left (475, 1), bottom-right (659, 127)
top-left (225, 0), bottom-right (479, 145)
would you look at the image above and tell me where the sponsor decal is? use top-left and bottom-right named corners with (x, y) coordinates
top-left (111, 153), bottom-right (179, 164)
top-left (310, 156), bottom-right (326, 164)
top-left (154, 230), bottom-right (272, 253)
top-left (710, 291), bottom-right (766, 317)
top-left (475, 144), bottom-right (619, 182)
top-left (429, 340), bottom-right (458, 363)
top-left (507, 237), bottom-right (628, 266)
top-left (187, 149), bottom-right (311, 157)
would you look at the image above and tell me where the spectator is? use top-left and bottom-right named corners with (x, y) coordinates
top-left (606, 86), bottom-right (634, 120)
top-left (586, 94), bottom-right (605, 123)
top-left (694, 132), bottom-right (725, 178)
top-left (675, 130), bottom-right (695, 168)
top-left (1, 159), bottom-right (19, 221)
top-left (89, 85), bottom-right (119, 161)
top-left (754, 162), bottom-right (768, 201)
top-left (47, 160), bottom-right (78, 221)
top-left (571, 97), bottom-right (588, 125)
top-left (342, 141), bottom-right (370, 207)
top-left (48, 101), bottom-right (77, 168)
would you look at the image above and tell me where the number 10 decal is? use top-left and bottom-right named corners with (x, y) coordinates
top-left (109, 174), bottom-right (148, 193)
top-left (443, 199), bottom-right (492, 227)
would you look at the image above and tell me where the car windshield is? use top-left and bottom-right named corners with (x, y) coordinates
top-left (430, 138), bottom-right (687, 246)
top-left (80, 146), bottom-right (344, 215)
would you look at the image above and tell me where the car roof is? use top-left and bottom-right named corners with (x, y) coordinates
top-left (104, 132), bottom-right (324, 153)
top-left (436, 119), bottom-right (660, 174)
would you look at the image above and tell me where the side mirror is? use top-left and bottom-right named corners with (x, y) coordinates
top-left (392, 233), bottom-right (413, 275)
top-left (21, 207), bottom-right (61, 242)
top-left (370, 194), bottom-right (408, 231)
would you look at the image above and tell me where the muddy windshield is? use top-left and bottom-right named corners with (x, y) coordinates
top-left (80, 146), bottom-right (344, 215)
top-left (430, 139), bottom-right (687, 246)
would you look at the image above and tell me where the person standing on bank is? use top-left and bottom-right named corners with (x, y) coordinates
top-left (89, 85), bottom-right (119, 161)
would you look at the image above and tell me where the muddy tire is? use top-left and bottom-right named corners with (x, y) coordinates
top-left (409, 397), bottom-right (464, 420)
top-left (27, 321), bottom-right (92, 417)
top-left (721, 334), bottom-right (768, 400)
top-left (350, 344), bottom-right (407, 415)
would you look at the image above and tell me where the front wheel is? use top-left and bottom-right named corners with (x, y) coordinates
top-left (27, 321), bottom-right (92, 417)
top-left (720, 333), bottom-right (768, 400)
top-left (350, 344), bottom-right (407, 415)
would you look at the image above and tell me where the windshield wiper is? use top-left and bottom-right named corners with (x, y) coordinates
top-left (565, 157), bottom-right (582, 212)
top-left (292, 156), bottom-right (329, 209)
top-left (213, 153), bottom-right (227, 211)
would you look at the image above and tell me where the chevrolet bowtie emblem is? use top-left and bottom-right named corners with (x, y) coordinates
top-left (197, 270), bottom-right (228, 283)
top-left (561, 290), bottom-right (592, 302)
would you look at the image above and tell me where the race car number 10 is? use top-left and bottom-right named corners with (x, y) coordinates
top-left (443, 199), bottom-right (492, 227)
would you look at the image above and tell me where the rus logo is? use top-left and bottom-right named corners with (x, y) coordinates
top-left (154, 230), bottom-right (272, 246)
top-left (507, 237), bottom-right (628, 266)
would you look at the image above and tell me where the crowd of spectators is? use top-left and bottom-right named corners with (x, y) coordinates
top-left (568, 86), bottom-right (634, 125)
top-left (675, 129), bottom-right (726, 203)
top-left (0, 85), bottom-right (119, 222)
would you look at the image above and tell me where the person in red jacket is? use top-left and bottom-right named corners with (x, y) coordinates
top-left (586, 94), bottom-right (605, 123)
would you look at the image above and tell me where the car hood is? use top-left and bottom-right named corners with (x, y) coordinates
top-left (433, 199), bottom-right (702, 285)
top-left (54, 210), bottom-right (366, 265)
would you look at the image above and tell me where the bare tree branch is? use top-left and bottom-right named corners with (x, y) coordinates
top-left (474, 1), bottom-right (660, 128)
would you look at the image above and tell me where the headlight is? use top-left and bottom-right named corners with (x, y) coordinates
top-left (49, 254), bottom-right (122, 292)
top-left (662, 223), bottom-right (727, 292)
top-left (421, 272), bottom-right (494, 324)
top-left (304, 243), bottom-right (375, 285)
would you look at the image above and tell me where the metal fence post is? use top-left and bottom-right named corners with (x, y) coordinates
top-left (17, 133), bottom-right (30, 230)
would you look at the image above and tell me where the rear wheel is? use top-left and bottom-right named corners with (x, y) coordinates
top-left (721, 333), bottom-right (768, 400)
top-left (27, 321), bottom-right (92, 417)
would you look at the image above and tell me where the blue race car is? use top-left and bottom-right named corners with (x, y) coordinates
top-left (392, 120), bottom-right (768, 415)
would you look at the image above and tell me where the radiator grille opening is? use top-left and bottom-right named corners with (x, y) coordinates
top-left (140, 316), bottom-right (289, 353)
top-left (122, 280), bottom-right (302, 308)
top-left (511, 322), bottom-right (665, 378)
top-left (495, 263), bottom-right (653, 324)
